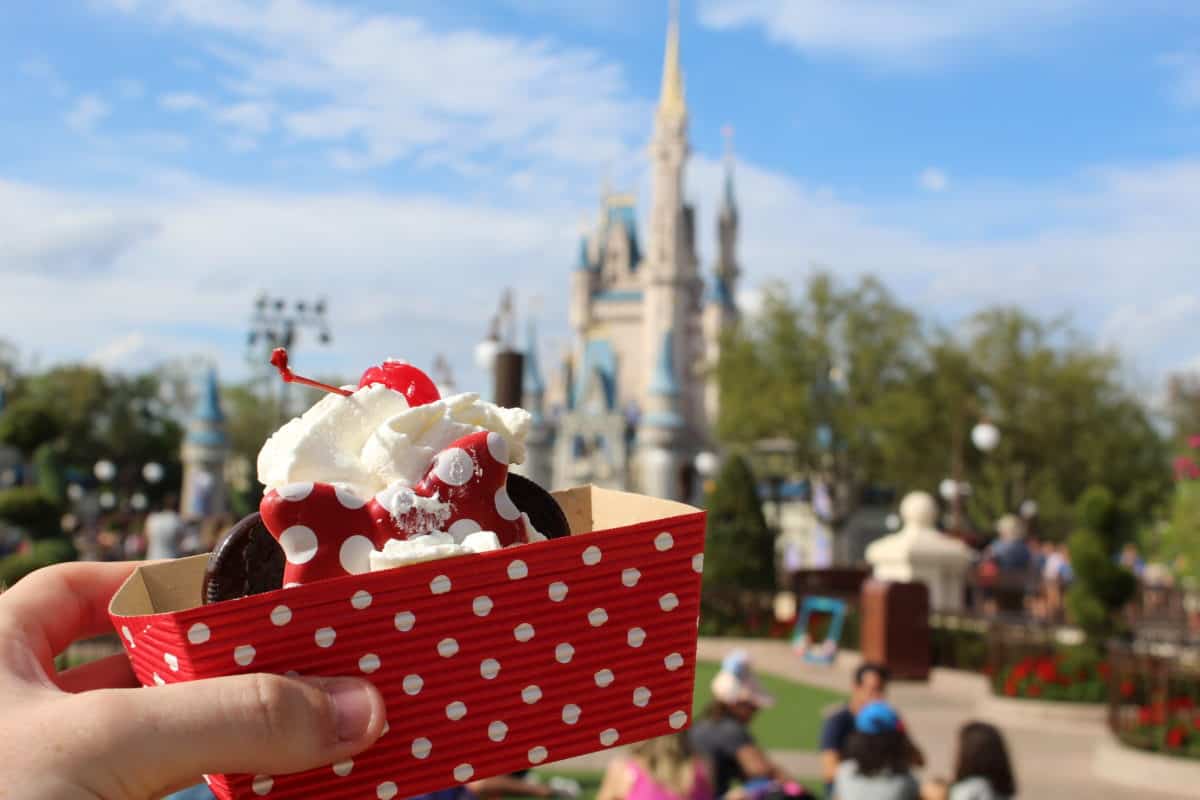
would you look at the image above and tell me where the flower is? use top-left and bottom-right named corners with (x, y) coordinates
top-left (1036, 660), bottom-right (1058, 683)
top-left (1120, 680), bottom-right (1135, 698)
top-left (1166, 726), bottom-right (1188, 749)
top-left (1004, 683), bottom-right (1017, 697)
top-left (1169, 696), bottom-right (1194, 712)
top-left (1027, 683), bottom-right (1043, 698)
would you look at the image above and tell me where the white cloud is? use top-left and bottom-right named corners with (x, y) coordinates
top-left (160, 92), bottom-right (208, 111)
top-left (65, 94), bottom-right (111, 133)
top-left (918, 167), bottom-right (949, 192)
top-left (116, 78), bottom-right (145, 99)
top-left (98, 0), bottom-right (646, 175)
top-left (698, 0), bottom-right (1098, 64)
top-left (20, 57), bottom-right (68, 97)
top-left (215, 101), bottom-right (273, 135)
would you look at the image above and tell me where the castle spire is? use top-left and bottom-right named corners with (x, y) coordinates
top-left (721, 124), bottom-right (737, 214)
top-left (657, 0), bottom-right (686, 121)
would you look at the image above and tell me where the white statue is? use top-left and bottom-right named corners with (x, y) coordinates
top-left (866, 491), bottom-right (972, 612)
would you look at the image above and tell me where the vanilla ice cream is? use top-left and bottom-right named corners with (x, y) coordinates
top-left (369, 530), bottom-right (502, 572)
top-left (257, 388), bottom-right (531, 500)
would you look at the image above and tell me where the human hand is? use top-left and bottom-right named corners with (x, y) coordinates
top-left (0, 561), bottom-right (387, 799)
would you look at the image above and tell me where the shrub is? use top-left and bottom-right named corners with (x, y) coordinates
top-left (0, 487), bottom-right (62, 539)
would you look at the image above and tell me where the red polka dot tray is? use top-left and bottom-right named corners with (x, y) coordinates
top-left (109, 486), bottom-right (705, 800)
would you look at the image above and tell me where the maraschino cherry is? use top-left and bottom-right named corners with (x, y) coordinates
top-left (358, 359), bottom-right (440, 407)
top-left (269, 348), bottom-right (440, 407)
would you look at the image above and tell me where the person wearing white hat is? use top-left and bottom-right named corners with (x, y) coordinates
top-left (689, 651), bottom-right (796, 798)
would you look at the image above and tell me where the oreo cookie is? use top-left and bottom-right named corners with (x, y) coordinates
top-left (202, 512), bottom-right (285, 604)
top-left (506, 473), bottom-right (571, 540)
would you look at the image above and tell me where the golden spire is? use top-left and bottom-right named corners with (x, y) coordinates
top-left (658, 0), bottom-right (686, 120)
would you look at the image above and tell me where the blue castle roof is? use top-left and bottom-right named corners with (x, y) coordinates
top-left (187, 368), bottom-right (228, 447)
top-left (649, 331), bottom-right (680, 397)
top-left (523, 320), bottom-right (544, 397)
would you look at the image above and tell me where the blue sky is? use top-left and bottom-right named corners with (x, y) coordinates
top-left (2, 0), bottom-right (1199, 399)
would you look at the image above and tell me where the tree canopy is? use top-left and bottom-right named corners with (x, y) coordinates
top-left (716, 272), bottom-right (1169, 538)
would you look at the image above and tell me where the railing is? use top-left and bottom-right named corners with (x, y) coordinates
top-left (1107, 640), bottom-right (1200, 758)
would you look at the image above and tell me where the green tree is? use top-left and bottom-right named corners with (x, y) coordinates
top-left (703, 453), bottom-right (775, 592)
top-left (1066, 486), bottom-right (1137, 641)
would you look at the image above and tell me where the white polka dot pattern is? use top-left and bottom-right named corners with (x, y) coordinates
top-left (495, 487), bottom-right (521, 521)
top-left (188, 623), bottom-right (210, 644)
top-left (164, 653), bottom-right (179, 672)
top-left (486, 431), bottom-right (509, 464)
top-left (279, 525), bottom-right (318, 565)
top-left (434, 448), bottom-right (475, 487)
top-left (333, 483), bottom-right (367, 509)
top-left (252, 775), bottom-right (273, 795)
top-left (123, 495), bottom-right (708, 799)
top-left (339, 535), bottom-right (374, 575)
top-left (277, 482), bottom-right (313, 501)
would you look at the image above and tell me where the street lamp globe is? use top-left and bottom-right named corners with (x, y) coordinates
top-left (938, 478), bottom-right (960, 501)
top-left (99, 491), bottom-right (116, 510)
top-left (94, 460), bottom-right (117, 482)
top-left (142, 462), bottom-right (165, 484)
top-left (66, 483), bottom-right (84, 502)
top-left (693, 451), bottom-right (719, 479)
top-left (1020, 499), bottom-right (1039, 518)
top-left (131, 493), bottom-right (148, 511)
top-left (971, 421), bottom-right (1001, 452)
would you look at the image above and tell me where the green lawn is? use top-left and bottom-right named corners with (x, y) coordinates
top-left (692, 660), bottom-right (847, 751)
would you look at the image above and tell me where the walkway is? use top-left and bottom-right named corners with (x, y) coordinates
top-left (556, 637), bottom-right (1194, 799)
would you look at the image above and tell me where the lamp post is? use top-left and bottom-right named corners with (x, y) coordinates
top-left (693, 450), bottom-right (719, 506)
top-left (945, 418), bottom-right (1000, 535)
top-left (247, 294), bottom-right (332, 420)
top-left (755, 438), bottom-right (796, 536)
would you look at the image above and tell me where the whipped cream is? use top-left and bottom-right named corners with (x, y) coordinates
top-left (257, 389), bottom-right (531, 499)
top-left (369, 530), bottom-right (501, 572)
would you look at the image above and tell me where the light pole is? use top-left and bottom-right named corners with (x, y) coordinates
top-left (945, 419), bottom-right (1000, 535)
top-left (247, 294), bottom-right (332, 420)
top-left (693, 450), bottom-right (719, 506)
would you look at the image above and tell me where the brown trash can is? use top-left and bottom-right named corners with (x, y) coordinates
top-left (859, 578), bottom-right (930, 680)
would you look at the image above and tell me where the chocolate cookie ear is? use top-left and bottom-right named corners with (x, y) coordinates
top-left (203, 512), bottom-right (285, 604)
top-left (505, 473), bottom-right (571, 540)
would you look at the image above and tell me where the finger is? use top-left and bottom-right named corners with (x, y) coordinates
top-left (0, 561), bottom-right (142, 665)
top-left (55, 652), bottom-right (138, 693)
top-left (75, 673), bottom-right (385, 796)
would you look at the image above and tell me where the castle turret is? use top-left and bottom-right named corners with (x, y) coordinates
top-left (180, 368), bottom-right (229, 519)
top-left (642, 1), bottom-right (703, 437)
top-left (637, 331), bottom-right (685, 499)
top-left (515, 319), bottom-right (555, 489)
top-left (702, 125), bottom-right (741, 430)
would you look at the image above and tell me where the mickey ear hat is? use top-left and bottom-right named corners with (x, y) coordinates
top-left (855, 700), bottom-right (903, 734)
top-left (711, 650), bottom-right (776, 708)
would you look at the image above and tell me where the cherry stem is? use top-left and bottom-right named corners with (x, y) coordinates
top-left (270, 348), bottom-right (352, 397)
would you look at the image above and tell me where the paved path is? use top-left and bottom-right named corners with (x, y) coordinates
top-left (556, 637), bottom-right (1195, 800)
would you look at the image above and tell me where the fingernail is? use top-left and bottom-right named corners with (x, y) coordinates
top-left (325, 679), bottom-right (376, 742)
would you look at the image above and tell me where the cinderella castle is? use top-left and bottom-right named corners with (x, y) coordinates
top-left (518, 7), bottom-right (742, 503)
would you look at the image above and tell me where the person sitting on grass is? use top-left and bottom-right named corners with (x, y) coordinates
top-left (922, 722), bottom-right (1016, 800)
top-left (689, 651), bottom-right (796, 798)
top-left (596, 732), bottom-right (713, 800)
top-left (833, 701), bottom-right (920, 800)
top-left (819, 663), bottom-right (924, 799)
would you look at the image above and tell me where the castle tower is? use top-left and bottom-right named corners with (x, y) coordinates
top-left (180, 368), bottom-right (229, 519)
top-left (637, 331), bottom-right (685, 499)
top-left (514, 319), bottom-right (555, 489)
top-left (702, 125), bottom-right (742, 429)
top-left (642, 0), bottom-right (703, 435)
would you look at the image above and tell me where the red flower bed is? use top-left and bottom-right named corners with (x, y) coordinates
top-left (991, 651), bottom-right (1106, 704)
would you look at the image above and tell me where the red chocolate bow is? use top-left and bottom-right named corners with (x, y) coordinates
top-left (260, 430), bottom-right (531, 586)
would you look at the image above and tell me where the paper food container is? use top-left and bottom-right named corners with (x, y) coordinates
top-left (109, 486), bottom-right (705, 800)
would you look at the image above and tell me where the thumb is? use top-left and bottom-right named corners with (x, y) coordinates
top-left (78, 673), bottom-right (385, 795)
